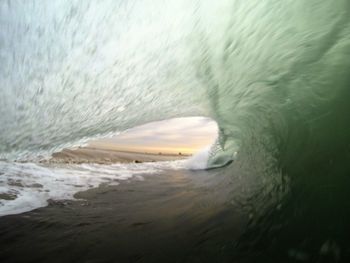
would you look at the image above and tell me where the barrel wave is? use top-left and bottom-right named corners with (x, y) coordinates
top-left (1, 0), bottom-right (350, 261)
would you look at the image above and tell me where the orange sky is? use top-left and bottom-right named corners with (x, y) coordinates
top-left (88, 117), bottom-right (218, 155)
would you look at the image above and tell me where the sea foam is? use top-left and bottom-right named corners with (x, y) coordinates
top-left (0, 160), bottom-right (187, 217)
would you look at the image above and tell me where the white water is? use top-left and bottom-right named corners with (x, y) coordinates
top-left (0, 160), bottom-right (187, 217)
top-left (186, 146), bottom-right (212, 170)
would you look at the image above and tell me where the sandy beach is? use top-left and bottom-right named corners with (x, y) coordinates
top-left (48, 147), bottom-right (189, 164)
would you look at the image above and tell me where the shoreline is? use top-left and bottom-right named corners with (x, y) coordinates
top-left (47, 147), bottom-right (190, 164)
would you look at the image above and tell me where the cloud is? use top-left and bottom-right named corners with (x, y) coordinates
top-left (89, 117), bottom-right (218, 153)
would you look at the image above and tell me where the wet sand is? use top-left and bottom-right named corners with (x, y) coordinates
top-left (49, 147), bottom-right (188, 164)
top-left (0, 168), bottom-right (246, 263)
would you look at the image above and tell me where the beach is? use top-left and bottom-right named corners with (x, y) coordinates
top-left (48, 147), bottom-right (189, 164)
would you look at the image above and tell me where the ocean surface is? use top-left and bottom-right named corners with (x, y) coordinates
top-left (1, 0), bottom-right (350, 262)
top-left (0, 161), bottom-right (248, 263)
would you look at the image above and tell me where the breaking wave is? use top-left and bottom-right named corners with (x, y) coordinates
top-left (1, 0), bottom-right (350, 260)
top-left (1, 0), bottom-right (350, 169)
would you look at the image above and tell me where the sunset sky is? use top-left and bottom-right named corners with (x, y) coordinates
top-left (89, 117), bottom-right (218, 155)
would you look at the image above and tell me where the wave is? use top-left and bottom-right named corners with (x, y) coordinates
top-left (1, 0), bottom-right (350, 167)
top-left (1, 0), bottom-right (350, 260)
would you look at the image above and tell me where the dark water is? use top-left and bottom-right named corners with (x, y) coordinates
top-left (0, 168), bottom-right (247, 263)
top-left (2, 161), bottom-right (350, 263)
